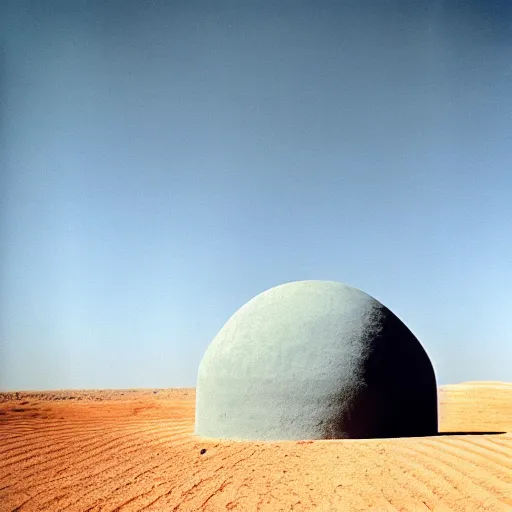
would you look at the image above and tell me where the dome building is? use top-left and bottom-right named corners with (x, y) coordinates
top-left (195, 280), bottom-right (438, 441)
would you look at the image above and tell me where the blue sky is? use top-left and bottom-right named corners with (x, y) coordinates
top-left (1, 0), bottom-right (511, 390)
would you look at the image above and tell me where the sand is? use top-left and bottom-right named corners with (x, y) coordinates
top-left (1, 383), bottom-right (511, 511)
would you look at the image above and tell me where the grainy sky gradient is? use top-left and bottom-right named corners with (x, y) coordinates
top-left (1, 0), bottom-right (511, 390)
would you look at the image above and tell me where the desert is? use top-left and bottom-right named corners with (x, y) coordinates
top-left (3, 2), bottom-right (512, 511)
top-left (1, 382), bottom-right (511, 511)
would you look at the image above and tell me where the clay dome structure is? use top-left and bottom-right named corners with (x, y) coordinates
top-left (195, 280), bottom-right (438, 441)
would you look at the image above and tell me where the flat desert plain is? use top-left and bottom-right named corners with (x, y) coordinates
top-left (1, 382), bottom-right (511, 512)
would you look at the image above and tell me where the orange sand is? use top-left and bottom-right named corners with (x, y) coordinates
top-left (1, 383), bottom-right (511, 511)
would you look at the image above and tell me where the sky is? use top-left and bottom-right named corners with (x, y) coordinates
top-left (1, 0), bottom-right (511, 390)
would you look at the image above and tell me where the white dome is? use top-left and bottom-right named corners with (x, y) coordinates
top-left (195, 280), bottom-right (437, 440)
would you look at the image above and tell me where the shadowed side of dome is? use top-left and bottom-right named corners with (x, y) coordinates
top-left (194, 280), bottom-right (437, 441)
top-left (319, 307), bottom-right (438, 439)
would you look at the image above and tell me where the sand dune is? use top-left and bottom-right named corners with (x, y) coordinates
top-left (1, 383), bottom-right (511, 511)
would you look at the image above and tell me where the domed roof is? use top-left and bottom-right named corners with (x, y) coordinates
top-left (195, 280), bottom-right (437, 440)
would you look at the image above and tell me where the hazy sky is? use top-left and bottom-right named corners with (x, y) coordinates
top-left (1, 0), bottom-right (511, 390)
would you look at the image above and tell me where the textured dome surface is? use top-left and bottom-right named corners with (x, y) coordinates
top-left (195, 280), bottom-right (437, 440)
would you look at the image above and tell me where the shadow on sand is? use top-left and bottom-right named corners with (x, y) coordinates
top-left (436, 431), bottom-right (506, 436)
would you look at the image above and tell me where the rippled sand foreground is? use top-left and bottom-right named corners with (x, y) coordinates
top-left (1, 382), bottom-right (511, 511)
